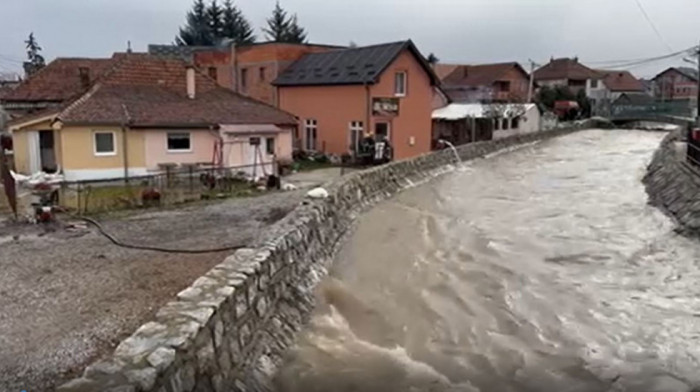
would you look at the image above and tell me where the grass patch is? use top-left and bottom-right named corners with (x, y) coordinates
top-left (293, 159), bottom-right (336, 172)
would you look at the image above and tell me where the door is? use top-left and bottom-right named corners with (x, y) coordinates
top-left (375, 122), bottom-right (390, 141)
top-left (39, 130), bottom-right (57, 172)
top-left (27, 130), bottom-right (41, 174)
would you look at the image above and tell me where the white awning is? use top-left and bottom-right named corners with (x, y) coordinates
top-left (432, 103), bottom-right (537, 120)
top-left (220, 124), bottom-right (283, 135)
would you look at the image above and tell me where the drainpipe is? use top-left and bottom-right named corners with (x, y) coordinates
top-left (232, 43), bottom-right (238, 93)
top-left (121, 104), bottom-right (132, 183)
top-left (122, 125), bottom-right (129, 183)
top-left (365, 82), bottom-right (371, 137)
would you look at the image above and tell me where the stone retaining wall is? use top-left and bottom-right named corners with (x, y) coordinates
top-left (643, 128), bottom-right (700, 233)
top-left (58, 121), bottom-right (601, 392)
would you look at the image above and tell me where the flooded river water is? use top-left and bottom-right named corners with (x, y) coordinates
top-left (276, 130), bottom-right (700, 392)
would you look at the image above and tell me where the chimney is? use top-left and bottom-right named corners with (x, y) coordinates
top-left (78, 67), bottom-right (90, 89)
top-left (186, 66), bottom-right (195, 99)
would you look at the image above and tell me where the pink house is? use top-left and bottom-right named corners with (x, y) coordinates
top-left (273, 40), bottom-right (441, 160)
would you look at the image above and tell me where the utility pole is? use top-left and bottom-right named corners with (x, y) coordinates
top-left (696, 42), bottom-right (700, 126)
top-left (527, 59), bottom-right (537, 103)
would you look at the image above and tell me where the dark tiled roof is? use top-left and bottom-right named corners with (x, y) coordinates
top-left (652, 67), bottom-right (699, 82)
top-left (45, 54), bottom-right (295, 127)
top-left (676, 67), bottom-right (699, 81)
top-left (148, 44), bottom-right (230, 61)
top-left (273, 40), bottom-right (438, 86)
top-left (2, 58), bottom-right (114, 102)
top-left (597, 70), bottom-right (645, 92)
top-left (534, 58), bottom-right (598, 81)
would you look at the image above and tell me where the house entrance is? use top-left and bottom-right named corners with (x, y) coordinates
top-left (375, 122), bottom-right (390, 141)
top-left (39, 130), bottom-right (57, 172)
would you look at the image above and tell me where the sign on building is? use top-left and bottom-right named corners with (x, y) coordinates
top-left (372, 98), bottom-right (400, 116)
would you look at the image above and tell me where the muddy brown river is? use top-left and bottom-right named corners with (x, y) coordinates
top-left (276, 130), bottom-right (700, 392)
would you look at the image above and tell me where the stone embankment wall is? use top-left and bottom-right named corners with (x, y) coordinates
top-left (644, 128), bottom-right (700, 233)
top-left (58, 121), bottom-right (602, 392)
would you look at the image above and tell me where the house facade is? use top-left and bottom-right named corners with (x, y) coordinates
top-left (149, 42), bottom-right (341, 106)
top-left (7, 53), bottom-right (296, 181)
top-left (435, 62), bottom-right (530, 103)
top-left (652, 67), bottom-right (698, 102)
top-left (432, 103), bottom-right (541, 147)
top-left (534, 57), bottom-right (606, 101)
top-left (273, 40), bottom-right (439, 160)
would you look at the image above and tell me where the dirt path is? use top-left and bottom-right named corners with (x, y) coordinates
top-left (0, 190), bottom-right (304, 392)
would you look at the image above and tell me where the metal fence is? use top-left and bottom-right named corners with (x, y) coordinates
top-left (611, 101), bottom-right (695, 120)
top-left (58, 162), bottom-right (278, 215)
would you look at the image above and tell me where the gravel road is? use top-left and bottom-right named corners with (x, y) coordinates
top-left (0, 190), bottom-right (305, 392)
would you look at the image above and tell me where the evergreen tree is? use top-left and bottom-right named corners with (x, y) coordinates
top-left (176, 0), bottom-right (213, 46)
top-left (427, 53), bottom-right (439, 65)
top-left (207, 0), bottom-right (224, 41)
top-left (23, 32), bottom-right (45, 77)
top-left (284, 14), bottom-right (307, 43)
top-left (263, 2), bottom-right (289, 42)
top-left (221, 0), bottom-right (255, 44)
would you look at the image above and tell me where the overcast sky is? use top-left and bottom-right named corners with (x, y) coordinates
top-left (1, 0), bottom-right (698, 79)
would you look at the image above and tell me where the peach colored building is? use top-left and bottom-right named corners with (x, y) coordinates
top-left (273, 40), bottom-right (440, 160)
top-left (149, 42), bottom-right (342, 106)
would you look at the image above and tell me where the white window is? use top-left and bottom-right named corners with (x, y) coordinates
top-left (305, 119), bottom-right (317, 151)
top-left (167, 132), bottom-right (191, 152)
top-left (349, 121), bottom-right (363, 152)
top-left (93, 131), bottom-right (116, 156)
top-left (394, 71), bottom-right (407, 96)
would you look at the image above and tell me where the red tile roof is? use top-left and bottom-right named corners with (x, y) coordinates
top-left (533, 58), bottom-right (598, 81)
top-left (438, 62), bottom-right (528, 87)
top-left (433, 64), bottom-right (460, 80)
top-left (597, 70), bottom-right (645, 92)
top-left (55, 53), bottom-right (296, 127)
top-left (2, 58), bottom-right (114, 102)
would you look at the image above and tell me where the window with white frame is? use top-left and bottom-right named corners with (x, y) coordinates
top-left (167, 132), bottom-right (191, 152)
top-left (349, 121), bottom-right (363, 153)
top-left (305, 119), bottom-right (317, 151)
top-left (394, 71), bottom-right (407, 96)
top-left (93, 131), bottom-right (116, 156)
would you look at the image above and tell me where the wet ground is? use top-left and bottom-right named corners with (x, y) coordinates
top-left (0, 190), bottom-right (304, 392)
top-left (277, 130), bottom-right (700, 392)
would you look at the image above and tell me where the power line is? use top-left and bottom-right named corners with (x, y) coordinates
top-left (0, 54), bottom-right (23, 64)
top-left (585, 45), bottom-right (697, 70)
top-left (632, 0), bottom-right (673, 53)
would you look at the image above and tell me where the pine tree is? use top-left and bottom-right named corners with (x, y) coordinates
top-left (284, 14), bottom-right (307, 43)
top-left (176, 0), bottom-right (213, 46)
top-left (207, 0), bottom-right (224, 41)
top-left (221, 0), bottom-right (255, 44)
top-left (24, 32), bottom-right (45, 77)
top-left (263, 2), bottom-right (290, 42)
